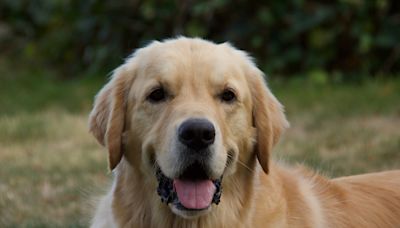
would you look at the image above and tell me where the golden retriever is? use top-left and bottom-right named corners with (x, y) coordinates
top-left (89, 37), bottom-right (400, 227)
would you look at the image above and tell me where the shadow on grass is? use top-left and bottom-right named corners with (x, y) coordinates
top-left (0, 64), bottom-right (107, 116)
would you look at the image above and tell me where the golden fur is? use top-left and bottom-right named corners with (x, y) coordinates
top-left (89, 37), bottom-right (400, 227)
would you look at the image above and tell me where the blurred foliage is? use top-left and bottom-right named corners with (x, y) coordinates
top-left (1, 0), bottom-right (399, 78)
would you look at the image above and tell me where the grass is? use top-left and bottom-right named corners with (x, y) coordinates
top-left (273, 79), bottom-right (400, 176)
top-left (0, 63), bottom-right (399, 227)
top-left (0, 64), bottom-right (109, 227)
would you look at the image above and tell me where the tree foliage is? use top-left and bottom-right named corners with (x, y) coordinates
top-left (1, 0), bottom-right (399, 78)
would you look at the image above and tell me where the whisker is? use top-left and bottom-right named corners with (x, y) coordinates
top-left (236, 159), bottom-right (255, 173)
top-left (227, 153), bottom-right (255, 173)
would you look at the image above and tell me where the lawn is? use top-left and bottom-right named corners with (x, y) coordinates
top-left (1, 65), bottom-right (399, 227)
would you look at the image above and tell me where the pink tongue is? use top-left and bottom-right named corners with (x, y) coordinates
top-left (173, 179), bottom-right (216, 209)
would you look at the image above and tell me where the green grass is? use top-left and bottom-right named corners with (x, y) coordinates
top-left (0, 64), bottom-right (109, 227)
top-left (1, 64), bottom-right (399, 227)
top-left (272, 79), bottom-right (400, 176)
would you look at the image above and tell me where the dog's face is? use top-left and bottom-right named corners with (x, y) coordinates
top-left (89, 38), bottom-right (288, 219)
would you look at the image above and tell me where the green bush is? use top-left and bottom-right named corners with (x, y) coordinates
top-left (1, 0), bottom-right (399, 78)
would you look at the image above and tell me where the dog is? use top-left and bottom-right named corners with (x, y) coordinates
top-left (89, 37), bottom-right (400, 227)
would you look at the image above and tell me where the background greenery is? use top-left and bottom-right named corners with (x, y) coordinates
top-left (1, 0), bottom-right (399, 78)
top-left (0, 1), bottom-right (399, 227)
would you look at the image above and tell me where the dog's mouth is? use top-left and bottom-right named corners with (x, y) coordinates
top-left (156, 162), bottom-right (222, 211)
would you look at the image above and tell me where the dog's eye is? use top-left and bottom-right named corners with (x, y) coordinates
top-left (147, 87), bottom-right (167, 103)
top-left (220, 89), bottom-right (236, 103)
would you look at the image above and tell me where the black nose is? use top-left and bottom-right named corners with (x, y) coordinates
top-left (178, 118), bottom-right (215, 150)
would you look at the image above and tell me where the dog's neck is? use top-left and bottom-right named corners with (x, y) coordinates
top-left (110, 157), bottom-right (286, 227)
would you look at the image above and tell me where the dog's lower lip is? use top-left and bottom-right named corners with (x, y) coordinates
top-left (176, 202), bottom-right (209, 211)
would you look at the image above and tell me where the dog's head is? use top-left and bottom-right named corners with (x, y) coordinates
top-left (89, 37), bottom-right (288, 218)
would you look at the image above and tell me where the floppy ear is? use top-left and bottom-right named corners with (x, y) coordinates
top-left (248, 69), bottom-right (289, 174)
top-left (89, 65), bottom-right (134, 170)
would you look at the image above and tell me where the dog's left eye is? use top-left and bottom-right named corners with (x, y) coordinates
top-left (147, 87), bottom-right (167, 103)
top-left (220, 89), bottom-right (236, 103)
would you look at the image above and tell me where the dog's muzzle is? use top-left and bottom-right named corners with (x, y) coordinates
top-left (156, 118), bottom-right (223, 211)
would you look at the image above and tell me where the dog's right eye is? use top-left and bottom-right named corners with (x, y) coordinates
top-left (147, 87), bottom-right (167, 103)
top-left (219, 89), bottom-right (237, 103)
